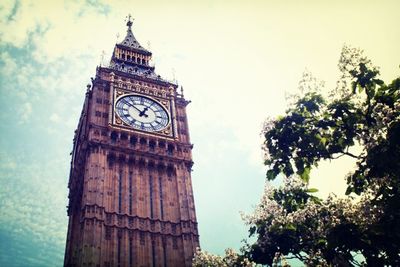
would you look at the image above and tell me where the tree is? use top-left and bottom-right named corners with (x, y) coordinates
top-left (244, 46), bottom-right (400, 266)
top-left (192, 46), bottom-right (399, 267)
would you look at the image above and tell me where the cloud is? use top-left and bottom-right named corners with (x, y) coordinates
top-left (18, 102), bottom-right (32, 123)
top-left (0, 50), bottom-right (18, 77)
top-left (0, 0), bottom-right (111, 54)
top-left (0, 152), bottom-right (17, 169)
top-left (49, 113), bottom-right (60, 123)
top-left (0, 152), bottom-right (68, 266)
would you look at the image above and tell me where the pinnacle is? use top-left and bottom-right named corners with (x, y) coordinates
top-left (119, 15), bottom-right (150, 53)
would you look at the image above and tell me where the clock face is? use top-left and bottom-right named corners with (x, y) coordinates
top-left (115, 94), bottom-right (170, 132)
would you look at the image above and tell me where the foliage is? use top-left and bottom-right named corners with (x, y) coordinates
top-left (192, 46), bottom-right (399, 267)
top-left (245, 45), bottom-right (400, 266)
top-left (192, 247), bottom-right (255, 267)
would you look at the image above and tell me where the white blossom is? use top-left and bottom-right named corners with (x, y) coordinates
top-left (192, 247), bottom-right (255, 267)
top-left (332, 44), bottom-right (378, 102)
top-left (242, 172), bottom-right (384, 266)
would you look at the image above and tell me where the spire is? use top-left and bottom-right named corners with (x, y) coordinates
top-left (118, 14), bottom-right (150, 54)
top-left (107, 16), bottom-right (177, 87)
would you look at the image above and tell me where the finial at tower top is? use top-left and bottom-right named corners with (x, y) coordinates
top-left (126, 14), bottom-right (133, 29)
top-left (118, 15), bottom-right (151, 55)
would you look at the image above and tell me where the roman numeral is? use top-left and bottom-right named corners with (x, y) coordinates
top-left (122, 98), bottom-right (131, 105)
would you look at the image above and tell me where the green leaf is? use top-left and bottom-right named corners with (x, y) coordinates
top-left (306, 188), bottom-right (319, 193)
top-left (338, 137), bottom-right (345, 147)
top-left (266, 169), bottom-right (276, 180)
top-left (358, 84), bottom-right (364, 93)
top-left (299, 167), bottom-right (311, 183)
top-left (286, 223), bottom-right (296, 231)
top-left (320, 137), bottom-right (327, 146)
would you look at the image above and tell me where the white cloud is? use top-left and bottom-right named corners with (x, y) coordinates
top-left (0, 152), bottom-right (17, 170)
top-left (49, 112), bottom-right (60, 123)
top-left (18, 102), bottom-right (32, 123)
top-left (0, 152), bottom-right (68, 265)
top-left (0, 51), bottom-right (18, 77)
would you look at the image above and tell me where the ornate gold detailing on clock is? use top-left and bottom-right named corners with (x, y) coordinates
top-left (111, 87), bottom-right (175, 138)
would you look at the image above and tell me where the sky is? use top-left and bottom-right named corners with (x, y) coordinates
top-left (0, 0), bottom-right (399, 266)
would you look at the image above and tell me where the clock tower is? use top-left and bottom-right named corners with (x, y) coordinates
top-left (64, 18), bottom-right (199, 267)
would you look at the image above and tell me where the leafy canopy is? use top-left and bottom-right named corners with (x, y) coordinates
top-left (192, 46), bottom-right (399, 267)
top-left (247, 46), bottom-right (400, 266)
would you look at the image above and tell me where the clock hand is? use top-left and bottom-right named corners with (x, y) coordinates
top-left (139, 107), bottom-right (149, 118)
top-left (130, 105), bottom-right (149, 118)
top-left (131, 105), bottom-right (142, 113)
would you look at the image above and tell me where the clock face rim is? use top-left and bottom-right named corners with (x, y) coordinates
top-left (114, 94), bottom-right (170, 133)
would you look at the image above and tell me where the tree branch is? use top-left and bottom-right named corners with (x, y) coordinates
top-left (342, 151), bottom-right (360, 159)
top-left (331, 151), bottom-right (360, 159)
top-left (294, 253), bottom-right (307, 261)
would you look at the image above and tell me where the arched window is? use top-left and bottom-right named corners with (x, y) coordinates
top-left (130, 136), bottom-right (137, 146)
top-left (120, 133), bottom-right (128, 140)
top-left (167, 144), bottom-right (174, 156)
top-left (111, 131), bottom-right (118, 142)
top-left (158, 141), bottom-right (165, 149)
top-left (149, 140), bottom-right (156, 151)
top-left (140, 138), bottom-right (147, 145)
